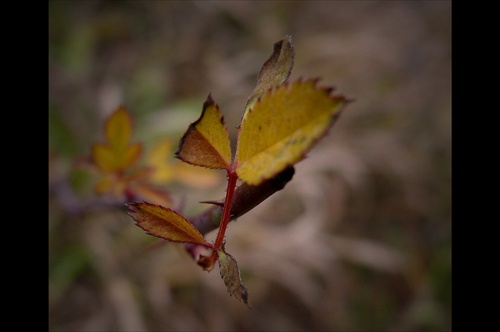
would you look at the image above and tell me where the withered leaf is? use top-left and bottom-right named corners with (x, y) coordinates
top-left (244, 34), bottom-right (295, 119)
top-left (197, 250), bottom-right (219, 271)
top-left (218, 246), bottom-right (250, 307)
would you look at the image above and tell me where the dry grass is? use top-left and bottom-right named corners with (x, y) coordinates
top-left (49, 1), bottom-right (451, 331)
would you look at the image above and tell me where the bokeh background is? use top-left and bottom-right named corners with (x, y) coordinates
top-left (49, 1), bottom-right (451, 331)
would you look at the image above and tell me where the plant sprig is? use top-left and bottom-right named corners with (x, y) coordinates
top-left (126, 35), bottom-right (351, 306)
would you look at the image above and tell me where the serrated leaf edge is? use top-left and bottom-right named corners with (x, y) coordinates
top-left (175, 94), bottom-right (232, 170)
top-left (234, 78), bottom-right (351, 184)
top-left (125, 202), bottom-right (211, 247)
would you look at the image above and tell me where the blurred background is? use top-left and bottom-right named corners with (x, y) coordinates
top-left (49, 1), bottom-right (451, 331)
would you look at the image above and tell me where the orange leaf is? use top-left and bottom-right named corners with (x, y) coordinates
top-left (235, 79), bottom-right (349, 185)
top-left (91, 106), bottom-right (142, 173)
top-left (126, 202), bottom-right (211, 247)
top-left (175, 95), bottom-right (232, 170)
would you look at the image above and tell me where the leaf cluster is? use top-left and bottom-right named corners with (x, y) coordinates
top-left (125, 35), bottom-right (350, 306)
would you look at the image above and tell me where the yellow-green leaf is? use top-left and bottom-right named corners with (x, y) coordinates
top-left (243, 34), bottom-right (295, 120)
top-left (175, 95), bottom-right (232, 170)
top-left (218, 246), bottom-right (249, 306)
top-left (126, 202), bottom-right (211, 247)
top-left (235, 79), bottom-right (349, 186)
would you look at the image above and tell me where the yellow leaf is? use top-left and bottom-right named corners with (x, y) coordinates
top-left (175, 95), bottom-right (232, 170)
top-left (92, 142), bottom-right (142, 173)
top-left (235, 79), bottom-right (349, 185)
top-left (94, 173), bottom-right (127, 197)
top-left (94, 173), bottom-right (116, 195)
top-left (126, 202), bottom-right (211, 246)
top-left (91, 106), bottom-right (142, 172)
top-left (92, 143), bottom-right (116, 172)
top-left (105, 105), bottom-right (134, 150)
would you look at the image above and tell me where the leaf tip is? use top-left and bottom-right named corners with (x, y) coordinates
top-left (124, 201), bottom-right (146, 219)
top-left (205, 93), bottom-right (215, 105)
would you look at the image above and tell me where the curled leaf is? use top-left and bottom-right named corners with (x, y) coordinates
top-left (197, 250), bottom-right (219, 271)
top-left (235, 79), bottom-right (349, 186)
top-left (175, 95), bottom-right (232, 170)
top-left (218, 246), bottom-right (249, 307)
top-left (126, 202), bottom-right (211, 247)
top-left (244, 34), bottom-right (295, 118)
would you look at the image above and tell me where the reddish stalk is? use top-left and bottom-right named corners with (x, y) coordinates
top-left (213, 169), bottom-right (239, 250)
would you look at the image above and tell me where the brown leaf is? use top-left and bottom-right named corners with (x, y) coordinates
top-left (197, 250), bottom-right (218, 271)
top-left (244, 34), bottom-right (295, 118)
top-left (218, 246), bottom-right (250, 307)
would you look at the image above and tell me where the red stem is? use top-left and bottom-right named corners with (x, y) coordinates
top-left (213, 170), bottom-right (238, 250)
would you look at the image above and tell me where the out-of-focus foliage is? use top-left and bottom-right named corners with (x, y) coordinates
top-left (92, 105), bottom-right (142, 173)
top-left (49, 1), bottom-right (451, 331)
